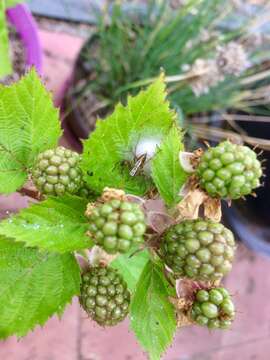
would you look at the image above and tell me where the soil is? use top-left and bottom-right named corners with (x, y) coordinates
top-left (0, 25), bottom-right (26, 85)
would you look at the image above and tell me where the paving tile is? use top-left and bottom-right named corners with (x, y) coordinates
top-left (0, 301), bottom-right (79, 360)
top-left (39, 29), bottom-right (84, 105)
top-left (219, 245), bottom-right (270, 347)
top-left (215, 338), bottom-right (270, 360)
top-left (0, 193), bottom-right (29, 218)
top-left (164, 326), bottom-right (222, 360)
top-left (80, 316), bottom-right (146, 360)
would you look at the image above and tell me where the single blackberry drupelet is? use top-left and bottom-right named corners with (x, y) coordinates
top-left (32, 146), bottom-right (82, 196)
top-left (196, 140), bottom-right (262, 200)
top-left (80, 266), bottom-right (130, 326)
top-left (161, 219), bottom-right (236, 281)
top-left (191, 287), bottom-right (235, 329)
top-left (87, 199), bottom-right (146, 254)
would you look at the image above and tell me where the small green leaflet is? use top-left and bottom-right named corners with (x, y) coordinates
top-left (0, 69), bottom-right (62, 194)
top-left (152, 126), bottom-right (188, 206)
top-left (81, 75), bottom-right (176, 196)
top-left (111, 249), bottom-right (150, 293)
top-left (0, 195), bottom-right (92, 253)
top-left (0, 0), bottom-right (12, 77)
top-left (0, 236), bottom-right (81, 339)
top-left (130, 260), bottom-right (177, 360)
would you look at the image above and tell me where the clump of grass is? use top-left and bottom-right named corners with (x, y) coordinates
top-left (71, 0), bottom-right (270, 125)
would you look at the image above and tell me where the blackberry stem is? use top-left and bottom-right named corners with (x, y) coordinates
top-left (18, 186), bottom-right (44, 201)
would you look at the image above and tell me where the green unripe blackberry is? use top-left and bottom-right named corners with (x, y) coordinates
top-left (80, 266), bottom-right (130, 326)
top-left (191, 287), bottom-right (235, 329)
top-left (32, 146), bottom-right (82, 196)
top-left (76, 181), bottom-right (95, 199)
top-left (197, 140), bottom-right (262, 199)
top-left (87, 199), bottom-right (146, 254)
top-left (161, 218), bottom-right (236, 281)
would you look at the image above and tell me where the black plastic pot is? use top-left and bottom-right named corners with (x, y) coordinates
top-left (62, 34), bottom-right (105, 148)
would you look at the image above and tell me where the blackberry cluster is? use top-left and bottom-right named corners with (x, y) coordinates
top-left (32, 146), bottom-right (82, 196)
top-left (80, 266), bottom-right (130, 326)
top-left (161, 219), bottom-right (236, 281)
top-left (87, 199), bottom-right (146, 254)
top-left (196, 140), bottom-right (262, 199)
top-left (191, 287), bottom-right (235, 329)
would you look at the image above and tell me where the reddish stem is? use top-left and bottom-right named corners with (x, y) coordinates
top-left (18, 186), bottom-right (43, 201)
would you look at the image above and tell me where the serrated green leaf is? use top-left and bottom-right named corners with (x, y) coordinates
top-left (81, 75), bottom-right (175, 196)
top-left (0, 236), bottom-right (81, 339)
top-left (0, 1), bottom-right (12, 77)
top-left (151, 126), bottom-right (188, 206)
top-left (0, 69), bottom-right (62, 194)
top-left (0, 195), bottom-right (92, 253)
top-left (130, 260), bottom-right (177, 360)
top-left (111, 249), bottom-right (150, 293)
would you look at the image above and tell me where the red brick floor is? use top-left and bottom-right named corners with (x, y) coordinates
top-left (1, 27), bottom-right (270, 360)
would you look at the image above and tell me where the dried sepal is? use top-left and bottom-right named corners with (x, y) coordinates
top-left (175, 278), bottom-right (221, 299)
top-left (178, 181), bottom-right (190, 197)
top-left (85, 187), bottom-right (128, 218)
top-left (88, 245), bottom-right (118, 266)
top-left (204, 197), bottom-right (222, 222)
top-left (169, 296), bottom-right (193, 327)
top-left (126, 194), bottom-right (146, 206)
top-left (176, 188), bottom-right (208, 221)
top-left (171, 277), bottom-right (222, 328)
top-left (179, 151), bottom-right (196, 173)
top-left (176, 180), bottom-right (222, 222)
top-left (101, 187), bottom-right (127, 202)
top-left (147, 211), bottom-right (175, 234)
top-left (176, 278), bottom-right (204, 300)
top-left (75, 253), bottom-right (90, 271)
top-left (179, 148), bottom-right (203, 174)
top-left (85, 202), bottom-right (96, 218)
